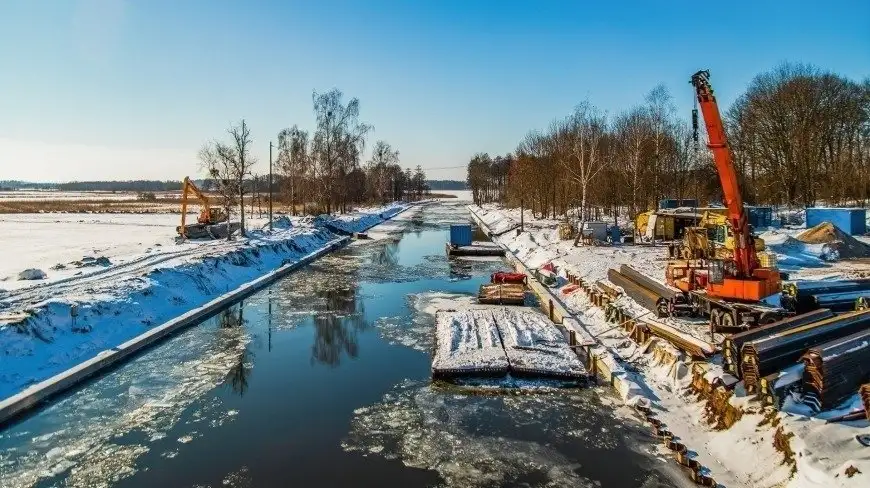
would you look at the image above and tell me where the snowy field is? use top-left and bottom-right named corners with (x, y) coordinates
top-left (470, 203), bottom-right (870, 488)
top-left (0, 204), bottom-right (409, 400)
top-left (0, 190), bottom-right (142, 201)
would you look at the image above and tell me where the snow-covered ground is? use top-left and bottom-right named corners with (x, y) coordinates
top-left (0, 190), bottom-right (141, 201)
top-left (0, 204), bottom-right (410, 401)
top-left (470, 203), bottom-right (870, 488)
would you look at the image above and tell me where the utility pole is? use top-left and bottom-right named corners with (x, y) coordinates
top-left (268, 141), bottom-right (274, 231)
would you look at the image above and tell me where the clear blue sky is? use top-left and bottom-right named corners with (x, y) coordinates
top-left (1, 0), bottom-right (868, 182)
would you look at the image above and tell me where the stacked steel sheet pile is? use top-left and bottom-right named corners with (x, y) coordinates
top-left (723, 309), bottom-right (833, 377)
top-left (861, 384), bottom-right (870, 421)
top-left (607, 264), bottom-right (685, 317)
top-left (782, 279), bottom-right (870, 314)
top-left (801, 328), bottom-right (870, 410)
top-left (741, 309), bottom-right (870, 393)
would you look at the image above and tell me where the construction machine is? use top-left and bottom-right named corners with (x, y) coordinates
top-left (177, 176), bottom-right (229, 239)
top-left (666, 70), bottom-right (783, 329)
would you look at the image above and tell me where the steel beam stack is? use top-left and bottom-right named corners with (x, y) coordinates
top-left (741, 309), bottom-right (870, 392)
top-left (723, 309), bottom-right (833, 377)
top-left (782, 279), bottom-right (870, 314)
top-left (860, 384), bottom-right (870, 421)
top-left (607, 265), bottom-right (684, 317)
top-left (801, 329), bottom-right (870, 410)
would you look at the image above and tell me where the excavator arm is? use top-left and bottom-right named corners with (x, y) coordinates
top-left (179, 177), bottom-right (213, 239)
top-left (690, 70), bottom-right (757, 278)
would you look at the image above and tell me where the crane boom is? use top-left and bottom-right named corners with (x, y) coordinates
top-left (690, 70), bottom-right (757, 278)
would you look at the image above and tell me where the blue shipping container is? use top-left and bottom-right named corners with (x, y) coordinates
top-left (747, 206), bottom-right (773, 229)
top-left (805, 208), bottom-right (867, 236)
top-left (449, 224), bottom-right (473, 246)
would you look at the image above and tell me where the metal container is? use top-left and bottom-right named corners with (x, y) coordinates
top-left (449, 224), bottom-right (473, 246)
top-left (581, 221), bottom-right (608, 241)
top-left (805, 208), bottom-right (867, 235)
top-left (747, 206), bottom-right (773, 229)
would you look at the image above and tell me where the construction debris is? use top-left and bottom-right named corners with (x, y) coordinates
top-left (802, 328), bottom-right (870, 411)
top-left (741, 309), bottom-right (870, 392)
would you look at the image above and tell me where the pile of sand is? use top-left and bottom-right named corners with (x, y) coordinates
top-left (797, 222), bottom-right (870, 259)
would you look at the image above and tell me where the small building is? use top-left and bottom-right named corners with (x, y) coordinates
top-left (805, 208), bottom-right (867, 236)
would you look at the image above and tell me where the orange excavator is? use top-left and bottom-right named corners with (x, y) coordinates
top-left (177, 176), bottom-right (228, 239)
top-left (666, 70), bottom-right (781, 304)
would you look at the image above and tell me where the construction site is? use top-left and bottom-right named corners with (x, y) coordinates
top-left (2, 1), bottom-right (869, 486)
top-left (463, 70), bottom-right (870, 488)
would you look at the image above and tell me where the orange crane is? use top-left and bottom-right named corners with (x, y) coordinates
top-left (177, 176), bottom-right (227, 239)
top-left (667, 70), bottom-right (780, 303)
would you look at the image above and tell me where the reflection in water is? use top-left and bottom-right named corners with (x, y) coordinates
top-left (448, 258), bottom-right (473, 280)
top-left (311, 282), bottom-right (367, 367)
top-left (220, 302), bottom-right (254, 397)
top-left (369, 240), bottom-right (399, 267)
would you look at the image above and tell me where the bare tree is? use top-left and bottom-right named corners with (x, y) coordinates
top-left (228, 120), bottom-right (255, 235)
top-left (277, 125), bottom-right (310, 215)
top-left (199, 141), bottom-right (237, 240)
top-left (312, 89), bottom-right (371, 214)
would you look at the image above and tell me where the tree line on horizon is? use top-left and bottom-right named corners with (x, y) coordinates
top-left (466, 63), bottom-right (870, 221)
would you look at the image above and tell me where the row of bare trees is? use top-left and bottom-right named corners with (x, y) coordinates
top-left (468, 63), bottom-right (870, 221)
top-left (274, 89), bottom-right (429, 216)
top-left (198, 89), bottom-right (430, 236)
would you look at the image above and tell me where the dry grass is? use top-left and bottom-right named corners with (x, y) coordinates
top-left (773, 425), bottom-right (797, 474)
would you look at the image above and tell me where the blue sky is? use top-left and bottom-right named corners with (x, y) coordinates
top-left (1, 0), bottom-right (868, 182)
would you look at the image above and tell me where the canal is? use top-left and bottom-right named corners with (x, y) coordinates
top-left (0, 202), bottom-right (685, 487)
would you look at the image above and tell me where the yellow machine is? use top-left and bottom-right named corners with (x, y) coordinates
top-left (699, 211), bottom-right (765, 255)
top-left (177, 176), bottom-right (228, 239)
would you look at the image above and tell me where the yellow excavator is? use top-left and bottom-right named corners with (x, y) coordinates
top-left (177, 176), bottom-right (228, 239)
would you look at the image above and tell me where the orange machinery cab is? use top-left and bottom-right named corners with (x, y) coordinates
top-left (705, 267), bottom-right (781, 302)
top-left (666, 260), bottom-right (780, 301)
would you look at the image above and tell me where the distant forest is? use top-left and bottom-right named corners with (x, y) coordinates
top-left (0, 178), bottom-right (466, 192)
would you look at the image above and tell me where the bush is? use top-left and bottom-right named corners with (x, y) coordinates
top-left (138, 192), bottom-right (157, 202)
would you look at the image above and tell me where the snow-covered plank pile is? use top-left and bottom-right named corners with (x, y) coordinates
top-left (496, 307), bottom-right (587, 379)
top-left (432, 307), bottom-right (586, 381)
top-left (432, 309), bottom-right (509, 377)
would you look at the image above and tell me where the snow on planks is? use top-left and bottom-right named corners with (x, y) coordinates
top-left (432, 308), bottom-right (509, 378)
top-left (432, 307), bottom-right (587, 381)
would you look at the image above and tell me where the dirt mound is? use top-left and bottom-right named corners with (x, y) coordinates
top-left (797, 222), bottom-right (870, 259)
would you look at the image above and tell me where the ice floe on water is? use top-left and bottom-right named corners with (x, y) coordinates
top-left (0, 310), bottom-right (251, 488)
top-left (342, 380), bottom-right (639, 487)
top-left (374, 292), bottom-right (475, 353)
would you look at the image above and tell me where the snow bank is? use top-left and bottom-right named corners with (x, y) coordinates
top-left (0, 204), bottom-right (410, 400)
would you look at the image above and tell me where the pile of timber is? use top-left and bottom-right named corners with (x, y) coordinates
top-left (802, 328), bottom-right (870, 410)
top-left (478, 283), bottom-right (525, 305)
top-left (741, 309), bottom-right (870, 393)
top-left (723, 309), bottom-right (834, 377)
top-left (782, 279), bottom-right (870, 314)
top-left (606, 264), bottom-right (684, 318)
top-left (860, 384), bottom-right (870, 421)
